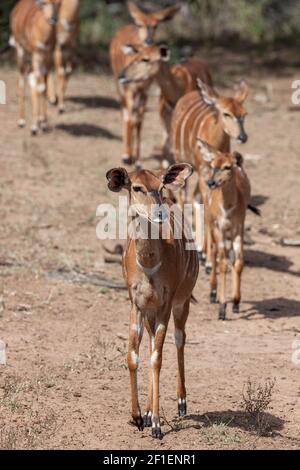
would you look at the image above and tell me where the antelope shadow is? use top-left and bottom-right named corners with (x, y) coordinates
top-left (245, 249), bottom-right (300, 278)
top-left (241, 297), bottom-right (300, 320)
top-left (180, 409), bottom-right (284, 434)
top-left (55, 123), bottom-right (120, 140)
top-left (68, 95), bottom-right (120, 110)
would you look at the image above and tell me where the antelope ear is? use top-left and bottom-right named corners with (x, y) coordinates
top-left (234, 80), bottom-right (249, 103)
top-left (159, 44), bottom-right (170, 62)
top-left (197, 78), bottom-right (218, 106)
top-left (233, 151), bottom-right (244, 167)
top-left (106, 168), bottom-right (131, 193)
top-left (153, 4), bottom-right (181, 23)
top-left (121, 44), bottom-right (139, 55)
top-left (196, 138), bottom-right (215, 163)
top-left (127, 2), bottom-right (147, 25)
top-left (162, 163), bottom-right (193, 191)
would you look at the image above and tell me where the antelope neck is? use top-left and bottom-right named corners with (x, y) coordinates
top-left (218, 176), bottom-right (238, 211)
top-left (135, 237), bottom-right (163, 277)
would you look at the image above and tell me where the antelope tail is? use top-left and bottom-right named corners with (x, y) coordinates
top-left (191, 294), bottom-right (198, 304)
top-left (248, 204), bottom-right (261, 216)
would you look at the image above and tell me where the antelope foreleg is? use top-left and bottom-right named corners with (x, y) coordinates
top-left (128, 306), bottom-right (144, 430)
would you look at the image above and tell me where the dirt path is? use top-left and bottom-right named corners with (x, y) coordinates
top-left (0, 66), bottom-right (300, 449)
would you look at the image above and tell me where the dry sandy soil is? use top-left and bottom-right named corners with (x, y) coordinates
top-left (0, 56), bottom-right (300, 449)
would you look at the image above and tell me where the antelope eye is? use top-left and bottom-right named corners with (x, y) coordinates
top-left (133, 186), bottom-right (144, 193)
top-left (223, 165), bottom-right (232, 171)
top-left (223, 113), bottom-right (231, 118)
top-left (141, 58), bottom-right (150, 63)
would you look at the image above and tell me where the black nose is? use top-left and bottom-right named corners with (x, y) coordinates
top-left (238, 133), bottom-right (248, 143)
top-left (145, 37), bottom-right (154, 45)
top-left (207, 179), bottom-right (216, 189)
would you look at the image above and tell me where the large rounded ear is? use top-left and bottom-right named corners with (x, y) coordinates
top-left (233, 151), bottom-right (244, 167)
top-left (159, 44), bottom-right (170, 62)
top-left (162, 163), bottom-right (193, 192)
top-left (106, 168), bottom-right (131, 193)
top-left (197, 78), bottom-right (218, 106)
top-left (234, 80), bottom-right (249, 104)
top-left (196, 138), bottom-right (216, 163)
top-left (153, 4), bottom-right (181, 23)
top-left (127, 2), bottom-right (147, 25)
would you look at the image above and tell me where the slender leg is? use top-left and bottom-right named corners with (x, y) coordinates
top-left (47, 71), bottom-right (57, 105)
top-left (144, 319), bottom-right (154, 427)
top-left (150, 316), bottom-right (169, 439)
top-left (198, 175), bottom-right (210, 267)
top-left (128, 306), bottom-right (144, 430)
top-left (29, 71), bottom-right (39, 135)
top-left (232, 234), bottom-right (244, 313)
top-left (120, 90), bottom-right (135, 165)
top-left (173, 299), bottom-right (190, 417)
top-left (219, 248), bottom-right (227, 320)
top-left (205, 220), bottom-right (213, 274)
top-left (210, 241), bottom-right (218, 303)
top-left (54, 46), bottom-right (66, 114)
top-left (31, 52), bottom-right (48, 134)
top-left (135, 94), bottom-right (147, 167)
top-left (16, 44), bottom-right (26, 128)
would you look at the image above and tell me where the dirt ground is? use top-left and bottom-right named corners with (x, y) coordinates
top-left (0, 58), bottom-right (300, 449)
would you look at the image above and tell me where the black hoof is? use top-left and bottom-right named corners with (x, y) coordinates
top-left (41, 125), bottom-right (49, 133)
top-left (58, 107), bottom-right (65, 114)
top-left (31, 128), bottom-right (38, 136)
top-left (178, 398), bottom-right (186, 417)
top-left (143, 411), bottom-right (152, 427)
top-left (218, 303), bottom-right (226, 321)
top-left (18, 119), bottom-right (25, 128)
top-left (205, 265), bottom-right (212, 275)
top-left (232, 300), bottom-right (240, 314)
top-left (134, 415), bottom-right (144, 431)
top-left (152, 426), bottom-right (163, 439)
top-left (122, 155), bottom-right (134, 165)
top-left (210, 290), bottom-right (217, 304)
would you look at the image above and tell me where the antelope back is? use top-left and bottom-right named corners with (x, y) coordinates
top-left (171, 90), bottom-right (219, 165)
top-left (173, 58), bottom-right (213, 92)
top-left (171, 81), bottom-right (249, 167)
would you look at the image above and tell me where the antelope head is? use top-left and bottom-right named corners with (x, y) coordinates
top-left (36, 0), bottom-right (61, 25)
top-left (118, 43), bottom-right (170, 84)
top-left (197, 139), bottom-right (243, 190)
top-left (106, 164), bottom-right (193, 224)
top-left (128, 1), bottom-right (180, 45)
top-left (197, 79), bottom-right (249, 144)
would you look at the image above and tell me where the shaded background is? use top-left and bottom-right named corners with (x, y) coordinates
top-left (1, 0), bottom-right (300, 70)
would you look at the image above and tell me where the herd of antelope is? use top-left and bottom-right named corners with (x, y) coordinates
top-left (7, 1), bottom-right (261, 439)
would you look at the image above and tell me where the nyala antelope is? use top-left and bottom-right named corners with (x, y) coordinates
top-left (47, 0), bottom-right (80, 113)
top-left (106, 164), bottom-right (199, 438)
top-left (197, 139), bottom-right (251, 320)
top-left (171, 79), bottom-right (249, 269)
top-left (118, 43), bottom-right (213, 161)
top-left (109, 1), bottom-right (180, 165)
top-left (10, 0), bottom-right (61, 134)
